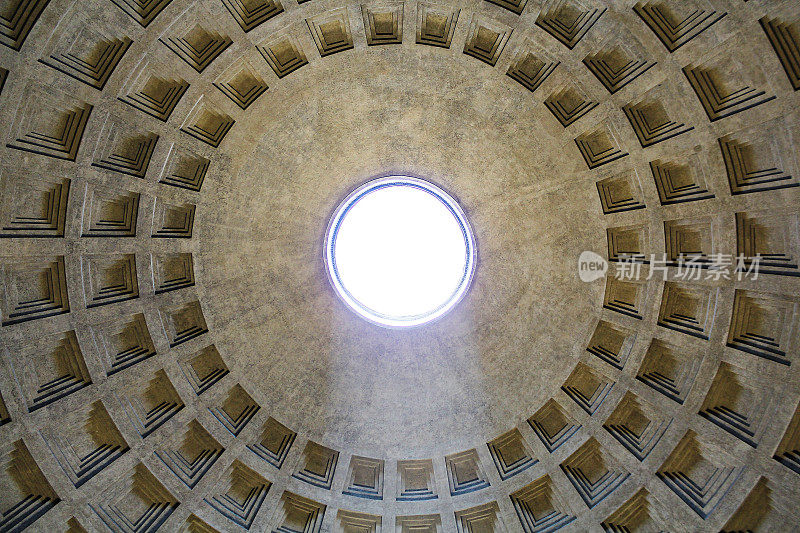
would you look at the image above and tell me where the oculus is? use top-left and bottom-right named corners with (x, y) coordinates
top-left (325, 176), bottom-right (475, 327)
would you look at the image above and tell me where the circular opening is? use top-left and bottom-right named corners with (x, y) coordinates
top-left (325, 176), bottom-right (476, 328)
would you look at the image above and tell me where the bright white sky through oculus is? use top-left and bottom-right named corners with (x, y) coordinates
top-left (331, 182), bottom-right (470, 324)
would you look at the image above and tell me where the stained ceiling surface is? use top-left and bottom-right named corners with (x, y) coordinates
top-left (0, 0), bottom-right (799, 531)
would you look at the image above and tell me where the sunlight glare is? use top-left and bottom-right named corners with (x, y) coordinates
top-left (327, 178), bottom-right (474, 327)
